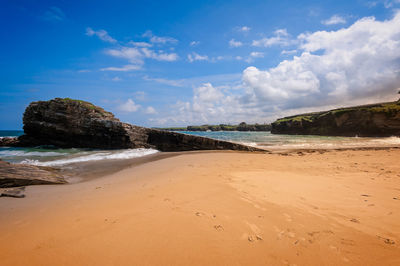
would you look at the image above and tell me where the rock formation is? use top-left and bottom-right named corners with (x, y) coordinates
top-left (13, 98), bottom-right (262, 152)
top-left (0, 160), bottom-right (66, 188)
top-left (271, 101), bottom-right (400, 137)
top-left (0, 137), bottom-right (19, 147)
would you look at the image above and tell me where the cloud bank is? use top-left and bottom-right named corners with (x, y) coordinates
top-left (157, 12), bottom-right (400, 125)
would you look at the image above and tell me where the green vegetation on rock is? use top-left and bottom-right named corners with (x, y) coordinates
top-left (271, 100), bottom-right (400, 137)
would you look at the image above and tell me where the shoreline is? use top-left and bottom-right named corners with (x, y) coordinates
top-left (64, 146), bottom-right (400, 183)
top-left (1, 148), bottom-right (400, 265)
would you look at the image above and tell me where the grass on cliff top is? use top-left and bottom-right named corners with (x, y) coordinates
top-left (56, 98), bottom-right (114, 116)
top-left (274, 100), bottom-right (400, 124)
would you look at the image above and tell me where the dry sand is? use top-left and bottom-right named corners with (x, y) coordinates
top-left (1, 149), bottom-right (400, 265)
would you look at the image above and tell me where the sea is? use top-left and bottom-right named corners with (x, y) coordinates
top-left (1, 130), bottom-right (400, 167)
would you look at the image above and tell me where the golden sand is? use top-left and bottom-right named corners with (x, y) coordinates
top-left (1, 149), bottom-right (400, 265)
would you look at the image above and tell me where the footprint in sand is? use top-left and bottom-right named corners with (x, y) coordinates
top-left (350, 218), bottom-right (360, 223)
top-left (247, 235), bottom-right (263, 242)
top-left (377, 235), bottom-right (395, 245)
top-left (214, 225), bottom-right (224, 231)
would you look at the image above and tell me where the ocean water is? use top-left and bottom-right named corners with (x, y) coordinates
top-left (0, 130), bottom-right (24, 137)
top-left (1, 130), bottom-right (399, 167)
top-left (0, 130), bottom-right (158, 166)
top-left (178, 131), bottom-right (400, 150)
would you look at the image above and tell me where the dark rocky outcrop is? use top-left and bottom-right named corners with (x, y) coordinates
top-left (271, 101), bottom-right (400, 137)
top-left (0, 137), bottom-right (19, 147)
top-left (14, 98), bottom-right (262, 152)
top-left (0, 160), bottom-right (66, 188)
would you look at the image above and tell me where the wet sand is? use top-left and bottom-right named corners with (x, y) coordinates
top-left (1, 149), bottom-right (400, 265)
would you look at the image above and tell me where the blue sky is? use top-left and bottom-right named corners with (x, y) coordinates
top-left (1, 0), bottom-right (400, 129)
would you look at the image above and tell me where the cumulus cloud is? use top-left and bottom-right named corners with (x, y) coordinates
top-left (106, 47), bottom-right (143, 64)
top-left (129, 41), bottom-right (153, 47)
top-left (187, 52), bottom-right (209, 62)
top-left (119, 99), bottom-right (141, 112)
top-left (155, 12), bottom-right (400, 125)
top-left (142, 30), bottom-right (178, 44)
top-left (190, 41), bottom-right (200, 46)
top-left (252, 29), bottom-right (292, 47)
top-left (238, 26), bottom-right (251, 32)
top-left (244, 12), bottom-right (400, 109)
top-left (140, 48), bottom-right (178, 61)
top-left (86, 27), bottom-right (117, 43)
top-left (145, 106), bottom-right (157, 114)
top-left (281, 49), bottom-right (298, 55)
top-left (322, 15), bottom-right (346, 25)
top-left (229, 39), bottom-right (243, 47)
top-left (103, 46), bottom-right (178, 70)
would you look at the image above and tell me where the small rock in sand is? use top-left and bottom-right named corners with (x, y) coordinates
top-left (0, 187), bottom-right (26, 198)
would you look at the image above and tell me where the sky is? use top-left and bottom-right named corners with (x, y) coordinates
top-left (1, 0), bottom-right (400, 129)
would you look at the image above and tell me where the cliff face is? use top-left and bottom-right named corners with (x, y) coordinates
top-left (271, 101), bottom-right (400, 137)
top-left (17, 98), bottom-right (262, 152)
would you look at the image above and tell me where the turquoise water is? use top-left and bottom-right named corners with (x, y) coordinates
top-left (178, 131), bottom-right (400, 150)
top-left (1, 130), bottom-right (399, 166)
top-left (0, 130), bottom-right (158, 166)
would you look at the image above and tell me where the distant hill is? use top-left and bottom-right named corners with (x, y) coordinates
top-left (271, 100), bottom-right (400, 137)
top-left (157, 122), bottom-right (271, 132)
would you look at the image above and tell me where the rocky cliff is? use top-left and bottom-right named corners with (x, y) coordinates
top-left (15, 98), bottom-right (262, 152)
top-left (271, 100), bottom-right (400, 137)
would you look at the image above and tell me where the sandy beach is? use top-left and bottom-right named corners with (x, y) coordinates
top-left (1, 148), bottom-right (400, 265)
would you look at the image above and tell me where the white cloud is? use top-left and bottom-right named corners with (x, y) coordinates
top-left (229, 39), bottom-right (243, 47)
top-left (193, 83), bottom-right (224, 103)
top-left (129, 41), bottom-right (153, 47)
top-left (154, 12), bottom-right (400, 125)
top-left (143, 76), bottom-right (184, 87)
top-left (238, 26), bottom-right (251, 32)
top-left (134, 91), bottom-right (146, 101)
top-left (322, 15), bottom-right (346, 25)
top-left (106, 47), bottom-right (143, 64)
top-left (190, 41), bottom-right (200, 46)
top-left (244, 12), bottom-right (400, 106)
top-left (243, 52), bottom-right (265, 63)
top-left (112, 77), bottom-right (122, 81)
top-left (142, 30), bottom-right (178, 44)
top-left (104, 46), bottom-right (178, 70)
top-left (140, 48), bottom-right (178, 61)
top-left (281, 49), bottom-right (298, 55)
top-left (119, 99), bottom-right (141, 112)
top-left (145, 106), bottom-right (157, 114)
top-left (86, 27), bottom-right (117, 43)
top-left (187, 52), bottom-right (209, 62)
top-left (101, 65), bottom-right (142, 72)
top-left (42, 6), bottom-right (65, 21)
top-left (384, 0), bottom-right (400, 8)
top-left (250, 52), bottom-right (264, 58)
top-left (252, 29), bottom-right (292, 47)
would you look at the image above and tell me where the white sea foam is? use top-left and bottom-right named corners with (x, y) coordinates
top-left (0, 150), bottom-right (64, 157)
top-left (370, 136), bottom-right (400, 145)
top-left (21, 148), bottom-right (159, 166)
